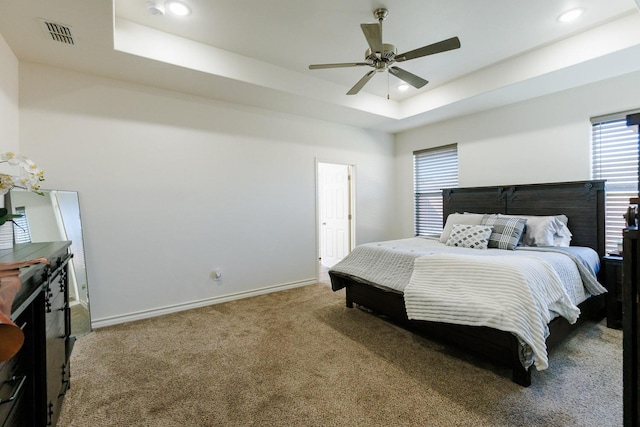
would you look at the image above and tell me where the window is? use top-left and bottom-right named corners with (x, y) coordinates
top-left (592, 112), bottom-right (639, 254)
top-left (414, 144), bottom-right (458, 236)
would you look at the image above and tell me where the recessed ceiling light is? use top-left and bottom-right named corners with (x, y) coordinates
top-left (146, 0), bottom-right (165, 16)
top-left (167, 1), bottom-right (191, 16)
top-left (558, 8), bottom-right (585, 23)
top-left (398, 83), bottom-right (410, 91)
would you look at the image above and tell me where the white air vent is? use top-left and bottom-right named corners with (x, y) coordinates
top-left (39, 19), bottom-right (75, 45)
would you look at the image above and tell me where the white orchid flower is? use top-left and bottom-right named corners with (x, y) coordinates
top-left (0, 152), bottom-right (45, 195)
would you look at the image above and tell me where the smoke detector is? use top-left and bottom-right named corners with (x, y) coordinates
top-left (146, 1), bottom-right (165, 16)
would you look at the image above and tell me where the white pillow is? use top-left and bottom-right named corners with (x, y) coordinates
top-left (498, 214), bottom-right (572, 247)
top-left (439, 213), bottom-right (485, 243)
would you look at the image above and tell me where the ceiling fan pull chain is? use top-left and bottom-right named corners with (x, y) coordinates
top-left (387, 72), bottom-right (390, 100)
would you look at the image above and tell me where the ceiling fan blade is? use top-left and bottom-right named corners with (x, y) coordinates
top-left (347, 70), bottom-right (376, 95)
top-left (389, 66), bottom-right (428, 89)
top-left (309, 62), bottom-right (369, 70)
top-left (395, 37), bottom-right (461, 62)
top-left (361, 23), bottom-right (383, 54)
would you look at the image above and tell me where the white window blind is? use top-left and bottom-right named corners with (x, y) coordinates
top-left (592, 113), bottom-right (639, 254)
top-left (414, 144), bottom-right (458, 236)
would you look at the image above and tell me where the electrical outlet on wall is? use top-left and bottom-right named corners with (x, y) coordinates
top-left (209, 269), bottom-right (222, 281)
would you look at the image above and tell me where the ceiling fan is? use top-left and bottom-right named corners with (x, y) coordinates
top-left (309, 8), bottom-right (461, 95)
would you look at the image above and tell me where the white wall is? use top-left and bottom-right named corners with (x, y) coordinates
top-left (16, 57), bottom-right (640, 327)
top-left (395, 70), bottom-right (640, 237)
top-left (19, 62), bottom-right (395, 326)
top-left (0, 32), bottom-right (18, 154)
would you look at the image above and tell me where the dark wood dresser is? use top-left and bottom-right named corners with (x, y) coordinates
top-left (623, 112), bottom-right (640, 427)
top-left (0, 242), bottom-right (72, 426)
top-left (623, 227), bottom-right (640, 427)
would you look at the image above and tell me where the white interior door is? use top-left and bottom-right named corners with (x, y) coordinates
top-left (318, 162), bottom-right (352, 268)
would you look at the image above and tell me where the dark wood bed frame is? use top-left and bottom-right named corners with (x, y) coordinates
top-left (329, 180), bottom-right (607, 386)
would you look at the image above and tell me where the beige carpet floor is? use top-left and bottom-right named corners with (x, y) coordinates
top-left (58, 283), bottom-right (622, 426)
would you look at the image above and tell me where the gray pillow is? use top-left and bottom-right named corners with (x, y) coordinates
top-left (481, 215), bottom-right (527, 250)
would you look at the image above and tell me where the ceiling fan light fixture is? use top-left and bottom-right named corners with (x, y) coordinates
top-left (167, 1), bottom-right (191, 16)
top-left (558, 8), bottom-right (585, 23)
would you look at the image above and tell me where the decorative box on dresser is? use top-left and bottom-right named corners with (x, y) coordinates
top-left (0, 242), bottom-right (72, 427)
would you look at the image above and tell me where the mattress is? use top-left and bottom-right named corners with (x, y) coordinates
top-left (330, 237), bottom-right (603, 306)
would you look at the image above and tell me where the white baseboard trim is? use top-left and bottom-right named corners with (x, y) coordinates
top-left (70, 299), bottom-right (90, 311)
top-left (91, 278), bottom-right (317, 329)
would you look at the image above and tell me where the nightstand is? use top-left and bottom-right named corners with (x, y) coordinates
top-left (602, 255), bottom-right (623, 329)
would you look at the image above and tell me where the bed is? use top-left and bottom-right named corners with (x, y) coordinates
top-left (329, 180), bottom-right (607, 386)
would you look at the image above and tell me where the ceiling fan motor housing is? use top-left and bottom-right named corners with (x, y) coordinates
top-left (366, 43), bottom-right (396, 66)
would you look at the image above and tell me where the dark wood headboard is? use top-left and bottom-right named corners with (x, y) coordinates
top-left (442, 180), bottom-right (606, 258)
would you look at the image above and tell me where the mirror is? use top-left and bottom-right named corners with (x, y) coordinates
top-left (7, 189), bottom-right (91, 337)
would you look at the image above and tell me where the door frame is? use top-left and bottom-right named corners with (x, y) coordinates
top-left (316, 160), bottom-right (356, 273)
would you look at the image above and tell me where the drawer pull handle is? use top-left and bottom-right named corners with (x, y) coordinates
top-left (47, 401), bottom-right (54, 425)
top-left (0, 375), bottom-right (27, 405)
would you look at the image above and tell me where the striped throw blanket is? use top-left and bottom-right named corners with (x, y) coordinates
top-left (404, 253), bottom-right (581, 370)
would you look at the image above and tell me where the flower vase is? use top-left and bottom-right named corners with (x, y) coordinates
top-left (0, 222), bottom-right (14, 250)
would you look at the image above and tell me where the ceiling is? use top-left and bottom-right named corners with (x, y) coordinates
top-left (1, 0), bottom-right (640, 133)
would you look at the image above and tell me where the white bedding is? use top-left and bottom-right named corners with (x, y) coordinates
top-left (406, 254), bottom-right (575, 370)
top-left (329, 237), bottom-right (607, 370)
